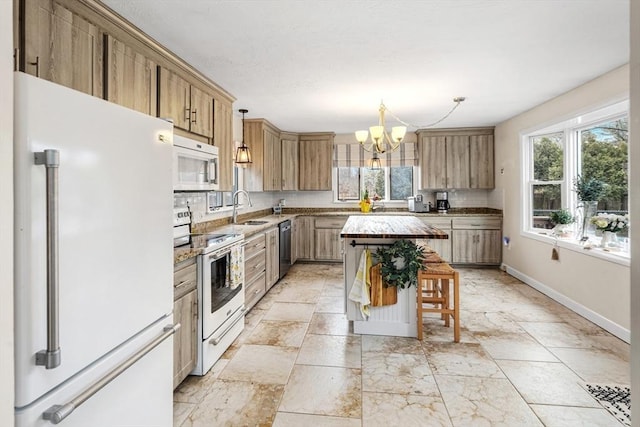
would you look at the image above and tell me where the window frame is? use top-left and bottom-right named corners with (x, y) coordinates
top-left (334, 165), bottom-right (418, 203)
top-left (520, 99), bottom-right (629, 263)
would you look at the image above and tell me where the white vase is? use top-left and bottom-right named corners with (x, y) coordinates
top-left (600, 231), bottom-right (619, 249)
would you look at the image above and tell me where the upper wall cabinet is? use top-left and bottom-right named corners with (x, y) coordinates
top-left (21, 0), bottom-right (103, 97)
top-left (213, 96), bottom-right (234, 191)
top-left (281, 132), bottom-right (299, 191)
top-left (244, 119), bottom-right (282, 192)
top-left (105, 35), bottom-right (156, 116)
top-left (158, 67), bottom-right (214, 138)
top-left (298, 133), bottom-right (335, 191)
top-left (417, 127), bottom-right (494, 190)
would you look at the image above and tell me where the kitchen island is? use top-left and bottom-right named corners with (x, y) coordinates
top-left (341, 215), bottom-right (447, 337)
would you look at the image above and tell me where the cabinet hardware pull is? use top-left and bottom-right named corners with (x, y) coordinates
top-left (43, 324), bottom-right (178, 424)
top-left (191, 109), bottom-right (197, 124)
top-left (29, 56), bottom-right (40, 77)
top-left (14, 48), bottom-right (19, 71)
top-left (184, 107), bottom-right (190, 122)
top-left (34, 150), bottom-right (61, 370)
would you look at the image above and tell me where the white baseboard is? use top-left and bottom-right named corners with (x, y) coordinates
top-left (502, 263), bottom-right (630, 343)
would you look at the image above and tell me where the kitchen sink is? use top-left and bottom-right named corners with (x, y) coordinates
top-left (242, 220), bottom-right (269, 226)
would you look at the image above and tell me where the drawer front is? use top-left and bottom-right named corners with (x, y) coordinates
top-left (174, 260), bottom-right (197, 300)
top-left (452, 217), bottom-right (502, 229)
top-left (244, 250), bottom-right (266, 285)
top-left (419, 218), bottom-right (452, 230)
top-left (314, 217), bottom-right (348, 229)
top-left (245, 272), bottom-right (266, 310)
top-left (244, 233), bottom-right (266, 259)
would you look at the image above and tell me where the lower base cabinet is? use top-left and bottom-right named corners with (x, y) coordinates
top-left (451, 218), bottom-right (502, 264)
top-left (244, 232), bottom-right (267, 310)
top-left (173, 259), bottom-right (197, 389)
top-left (265, 227), bottom-right (280, 290)
top-left (418, 218), bottom-right (452, 262)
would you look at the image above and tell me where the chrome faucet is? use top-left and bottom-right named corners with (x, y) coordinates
top-left (232, 190), bottom-right (253, 224)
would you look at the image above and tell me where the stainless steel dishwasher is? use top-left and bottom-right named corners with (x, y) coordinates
top-left (279, 220), bottom-right (292, 278)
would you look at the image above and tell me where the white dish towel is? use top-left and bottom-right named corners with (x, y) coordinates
top-left (348, 248), bottom-right (371, 319)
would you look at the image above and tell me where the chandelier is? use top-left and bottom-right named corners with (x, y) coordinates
top-left (355, 97), bottom-right (466, 154)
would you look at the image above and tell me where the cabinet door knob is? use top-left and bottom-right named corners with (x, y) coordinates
top-left (29, 56), bottom-right (40, 77)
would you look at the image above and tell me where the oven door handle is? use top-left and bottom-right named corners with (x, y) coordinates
top-left (208, 248), bottom-right (231, 261)
top-left (209, 307), bottom-right (246, 345)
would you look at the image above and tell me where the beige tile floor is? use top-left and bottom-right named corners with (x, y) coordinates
top-left (174, 263), bottom-right (630, 427)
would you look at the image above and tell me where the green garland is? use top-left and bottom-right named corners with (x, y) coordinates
top-left (375, 240), bottom-right (426, 289)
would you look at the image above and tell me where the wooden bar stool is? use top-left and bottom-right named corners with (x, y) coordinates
top-left (416, 262), bottom-right (460, 342)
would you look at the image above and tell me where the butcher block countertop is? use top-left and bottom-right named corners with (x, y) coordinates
top-left (340, 215), bottom-right (449, 239)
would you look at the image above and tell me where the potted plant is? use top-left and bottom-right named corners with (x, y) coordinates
top-left (549, 208), bottom-right (574, 237)
top-left (359, 190), bottom-right (371, 213)
top-left (572, 175), bottom-right (607, 240)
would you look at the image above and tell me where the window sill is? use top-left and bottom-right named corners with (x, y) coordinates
top-left (521, 230), bottom-right (630, 267)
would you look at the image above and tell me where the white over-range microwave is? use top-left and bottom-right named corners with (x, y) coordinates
top-left (173, 134), bottom-right (219, 191)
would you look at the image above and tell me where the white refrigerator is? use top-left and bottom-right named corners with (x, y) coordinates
top-left (13, 73), bottom-right (175, 426)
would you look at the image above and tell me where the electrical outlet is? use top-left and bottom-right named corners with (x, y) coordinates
top-left (503, 236), bottom-right (510, 249)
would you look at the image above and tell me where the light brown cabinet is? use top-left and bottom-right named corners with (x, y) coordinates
top-left (418, 218), bottom-right (452, 262)
top-left (105, 35), bottom-right (156, 115)
top-left (213, 97), bottom-right (234, 191)
top-left (418, 127), bottom-right (494, 190)
top-left (21, 0), bottom-right (103, 97)
top-left (243, 119), bottom-right (282, 192)
top-left (281, 133), bottom-right (299, 191)
top-left (173, 258), bottom-right (198, 389)
top-left (451, 217), bottom-right (502, 264)
top-left (158, 67), bottom-right (213, 138)
top-left (298, 133), bottom-right (335, 191)
top-left (244, 233), bottom-right (267, 310)
top-left (295, 216), bottom-right (315, 261)
top-left (265, 227), bottom-right (280, 290)
top-left (313, 217), bottom-right (348, 261)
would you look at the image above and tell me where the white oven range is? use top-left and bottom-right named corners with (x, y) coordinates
top-left (192, 232), bottom-right (245, 375)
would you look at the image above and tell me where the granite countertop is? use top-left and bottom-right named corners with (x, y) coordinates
top-left (340, 215), bottom-right (449, 239)
top-left (174, 208), bottom-right (500, 264)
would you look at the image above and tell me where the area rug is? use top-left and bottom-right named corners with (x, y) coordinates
top-left (583, 383), bottom-right (631, 426)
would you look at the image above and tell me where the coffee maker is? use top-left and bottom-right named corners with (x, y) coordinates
top-left (436, 191), bottom-right (450, 213)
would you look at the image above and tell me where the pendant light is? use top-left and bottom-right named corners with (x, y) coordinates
top-left (235, 109), bottom-right (252, 164)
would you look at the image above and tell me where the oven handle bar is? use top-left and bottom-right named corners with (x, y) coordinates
top-left (34, 149), bottom-right (61, 370)
top-left (209, 248), bottom-right (231, 261)
top-left (210, 306), bottom-right (246, 345)
top-left (42, 324), bottom-right (179, 424)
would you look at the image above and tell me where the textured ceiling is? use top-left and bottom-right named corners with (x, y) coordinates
top-left (101, 0), bottom-right (629, 134)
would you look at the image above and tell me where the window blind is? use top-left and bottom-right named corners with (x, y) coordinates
top-left (333, 142), bottom-right (418, 167)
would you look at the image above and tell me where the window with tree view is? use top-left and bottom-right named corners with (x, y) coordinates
top-left (524, 102), bottom-right (628, 243)
top-left (337, 166), bottom-right (414, 202)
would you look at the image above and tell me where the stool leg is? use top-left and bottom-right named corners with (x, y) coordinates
top-left (442, 278), bottom-right (450, 327)
top-left (417, 276), bottom-right (423, 340)
top-left (453, 271), bottom-right (460, 343)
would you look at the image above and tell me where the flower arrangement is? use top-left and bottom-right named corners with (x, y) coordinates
top-left (590, 213), bottom-right (629, 233)
top-left (573, 175), bottom-right (607, 201)
top-left (359, 190), bottom-right (371, 213)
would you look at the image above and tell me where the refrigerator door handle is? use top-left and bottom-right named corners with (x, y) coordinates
top-left (34, 149), bottom-right (62, 370)
top-left (42, 324), bottom-right (179, 424)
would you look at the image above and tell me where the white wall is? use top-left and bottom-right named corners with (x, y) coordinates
top-left (496, 65), bottom-right (631, 339)
top-left (0, 0), bottom-right (14, 421)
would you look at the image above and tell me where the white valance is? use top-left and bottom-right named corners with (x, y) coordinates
top-left (333, 142), bottom-right (418, 167)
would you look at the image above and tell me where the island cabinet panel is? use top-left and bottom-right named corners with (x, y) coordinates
top-left (243, 119), bottom-right (281, 192)
top-left (158, 66), bottom-right (214, 138)
top-left (281, 133), bottom-right (299, 191)
top-left (213, 97), bottom-right (234, 191)
top-left (265, 227), bottom-right (280, 290)
top-left (105, 35), bottom-right (156, 116)
top-left (298, 133), bottom-right (335, 191)
top-left (417, 127), bottom-right (495, 190)
top-left (22, 0), bottom-right (103, 97)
